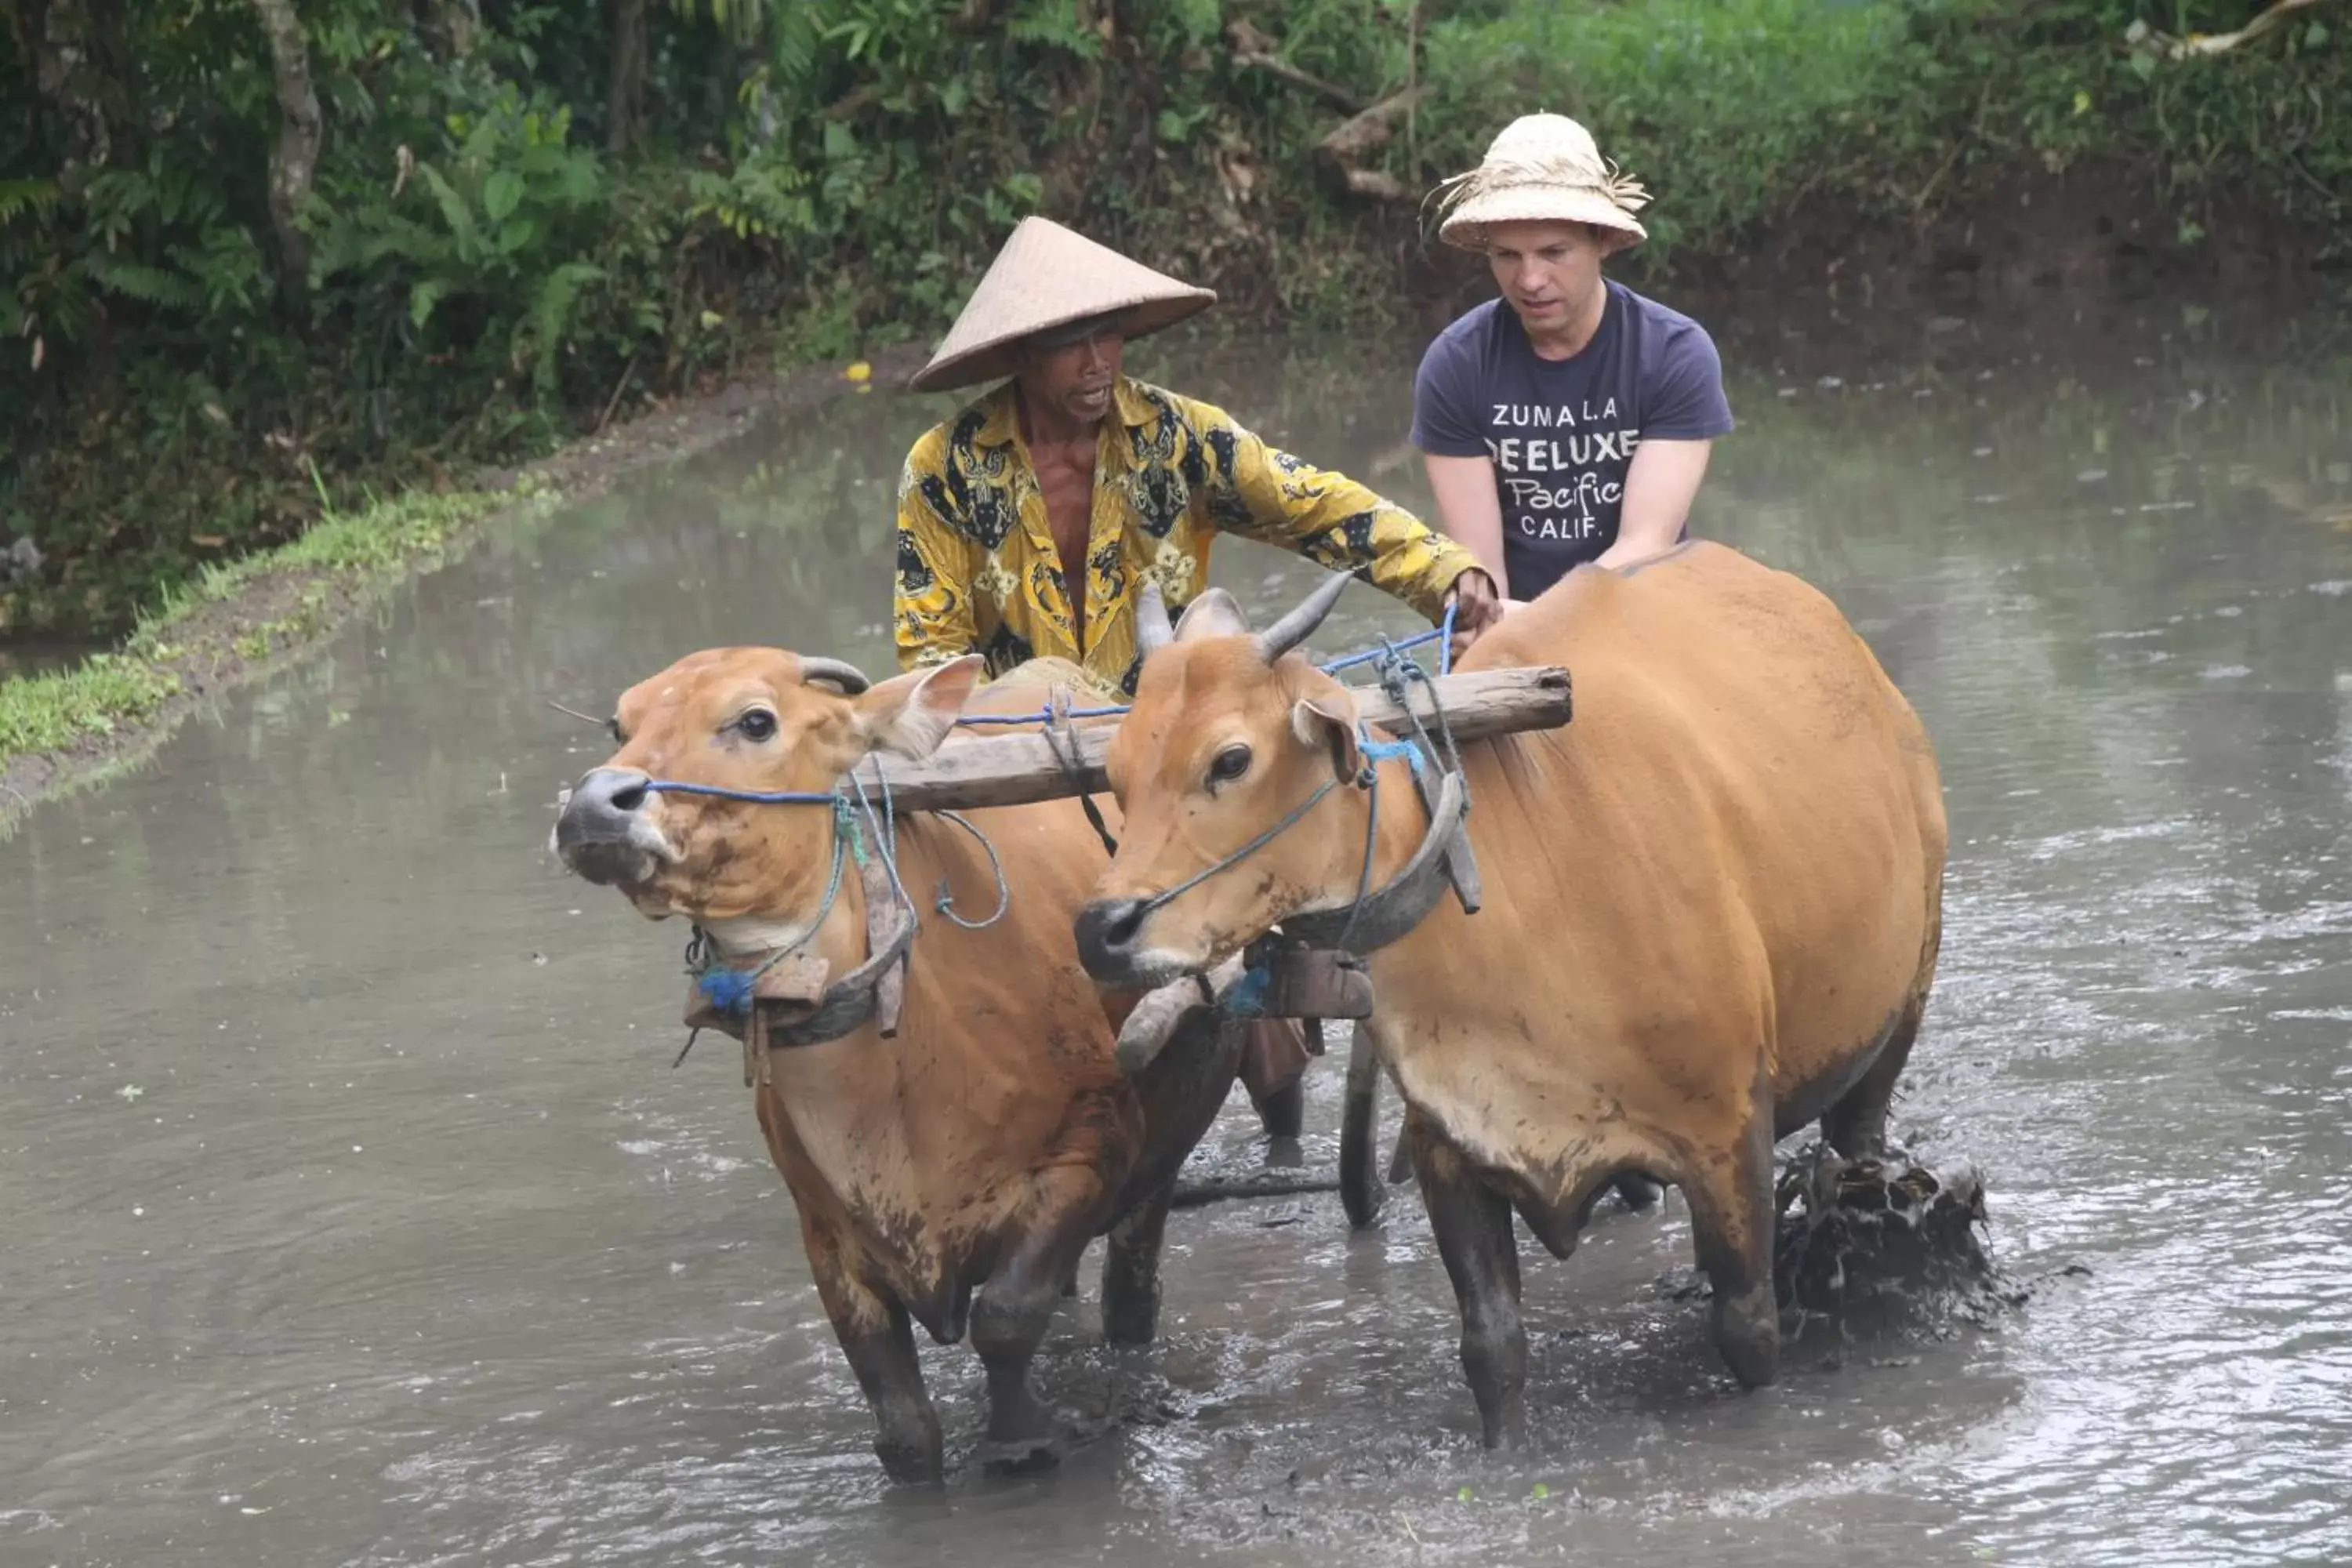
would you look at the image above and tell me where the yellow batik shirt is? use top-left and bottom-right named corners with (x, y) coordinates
top-left (893, 376), bottom-right (1479, 695)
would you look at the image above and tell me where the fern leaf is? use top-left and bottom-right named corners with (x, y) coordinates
top-left (416, 163), bottom-right (482, 263)
top-left (521, 260), bottom-right (605, 396)
top-left (0, 179), bottom-right (62, 227)
top-left (85, 257), bottom-right (205, 311)
top-left (1007, 0), bottom-right (1103, 56)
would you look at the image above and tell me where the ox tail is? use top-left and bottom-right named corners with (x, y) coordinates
top-left (1339, 1023), bottom-right (1388, 1228)
top-left (1910, 855), bottom-right (1947, 1025)
top-left (1387, 1127), bottom-right (1414, 1186)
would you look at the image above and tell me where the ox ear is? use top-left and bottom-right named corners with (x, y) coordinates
top-left (1290, 686), bottom-right (1364, 786)
top-left (852, 654), bottom-right (985, 760)
top-left (1174, 587), bottom-right (1252, 643)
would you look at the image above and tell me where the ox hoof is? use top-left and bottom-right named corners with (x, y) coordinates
top-left (1476, 1408), bottom-right (1530, 1452)
top-left (978, 1431), bottom-right (1065, 1476)
top-left (1103, 1290), bottom-right (1161, 1348)
top-left (874, 1438), bottom-right (946, 1486)
top-left (1251, 1076), bottom-right (1306, 1143)
top-left (1713, 1285), bottom-right (1782, 1390)
top-left (1265, 1134), bottom-right (1305, 1171)
top-left (1614, 1174), bottom-right (1665, 1210)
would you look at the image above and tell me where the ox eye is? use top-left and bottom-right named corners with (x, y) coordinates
top-left (1207, 744), bottom-right (1252, 786)
top-left (735, 709), bottom-right (779, 742)
top-left (606, 718), bottom-right (624, 743)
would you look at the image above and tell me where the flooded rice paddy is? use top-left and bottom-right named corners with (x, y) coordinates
top-left (2, 299), bottom-right (2349, 1566)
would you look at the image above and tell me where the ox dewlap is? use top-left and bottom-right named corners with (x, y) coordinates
top-left (1410, 281), bottom-right (1734, 599)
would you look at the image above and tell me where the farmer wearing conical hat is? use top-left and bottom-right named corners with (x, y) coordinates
top-left (1412, 114), bottom-right (1733, 604)
top-left (894, 216), bottom-right (1501, 1144)
top-left (894, 216), bottom-right (1503, 704)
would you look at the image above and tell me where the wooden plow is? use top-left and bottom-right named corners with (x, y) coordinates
top-left (846, 664), bottom-right (1574, 812)
top-left (848, 661), bottom-right (1577, 1060)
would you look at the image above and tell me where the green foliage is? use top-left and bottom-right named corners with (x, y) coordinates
top-left (0, 0), bottom-right (2343, 641)
top-left (308, 82), bottom-right (612, 398)
top-left (1421, 0), bottom-right (1907, 260)
top-left (1414, 0), bottom-right (2350, 263)
top-left (0, 652), bottom-right (181, 760)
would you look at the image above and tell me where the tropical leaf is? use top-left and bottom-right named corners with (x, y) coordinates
top-left (521, 260), bottom-right (605, 394)
top-left (85, 257), bottom-right (205, 311)
top-left (416, 162), bottom-right (481, 260)
top-left (409, 276), bottom-right (452, 328)
top-left (482, 169), bottom-right (524, 223)
top-left (0, 180), bottom-right (62, 227)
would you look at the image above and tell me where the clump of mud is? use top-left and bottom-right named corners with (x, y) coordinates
top-left (1770, 1142), bottom-right (2010, 1327)
top-left (1661, 1141), bottom-right (2022, 1336)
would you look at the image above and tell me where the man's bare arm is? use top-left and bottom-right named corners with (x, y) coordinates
top-left (1595, 437), bottom-right (1713, 571)
top-left (1422, 452), bottom-right (1511, 597)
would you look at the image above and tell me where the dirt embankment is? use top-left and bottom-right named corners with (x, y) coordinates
top-left (0, 344), bottom-right (934, 829)
top-left (1402, 159), bottom-right (2343, 340)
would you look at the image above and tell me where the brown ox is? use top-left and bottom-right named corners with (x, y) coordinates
top-left (551, 649), bottom-right (1250, 1483)
top-left (1072, 542), bottom-right (1948, 1445)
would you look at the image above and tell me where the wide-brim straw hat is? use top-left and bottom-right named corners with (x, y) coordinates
top-left (1431, 113), bottom-right (1650, 254)
top-left (909, 216), bottom-right (1218, 393)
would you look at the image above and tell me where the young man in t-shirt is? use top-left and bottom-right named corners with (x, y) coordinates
top-left (1412, 114), bottom-right (1734, 609)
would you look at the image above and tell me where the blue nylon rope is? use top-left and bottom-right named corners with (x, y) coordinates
top-left (644, 779), bottom-right (837, 805)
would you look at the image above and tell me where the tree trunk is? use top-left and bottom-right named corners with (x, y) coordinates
top-left (249, 0), bottom-right (321, 299)
top-left (1317, 87), bottom-right (1428, 204)
top-left (13, 0), bottom-right (114, 185)
top-left (605, 0), bottom-right (647, 155)
top-left (436, 0), bottom-right (477, 56)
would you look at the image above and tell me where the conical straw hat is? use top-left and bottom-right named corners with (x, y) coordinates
top-left (909, 216), bottom-right (1218, 393)
top-left (1431, 113), bottom-right (1649, 254)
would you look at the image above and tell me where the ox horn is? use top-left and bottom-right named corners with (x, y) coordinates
top-left (1253, 569), bottom-right (1354, 665)
top-left (797, 655), bottom-right (871, 695)
top-left (1137, 579), bottom-right (1176, 656)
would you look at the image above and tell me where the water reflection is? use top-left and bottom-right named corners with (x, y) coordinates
top-left (0, 635), bottom-right (102, 678)
top-left (0, 309), bottom-right (2347, 1567)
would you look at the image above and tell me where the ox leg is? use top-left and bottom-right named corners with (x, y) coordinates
top-left (808, 1256), bottom-right (943, 1485)
top-left (1408, 1109), bottom-right (1526, 1449)
top-left (970, 1167), bottom-right (1112, 1472)
top-left (1101, 1181), bottom-right (1175, 1345)
top-left (1682, 1100), bottom-right (1781, 1390)
top-left (1823, 990), bottom-right (1926, 1162)
top-left (1240, 1018), bottom-right (1308, 1164)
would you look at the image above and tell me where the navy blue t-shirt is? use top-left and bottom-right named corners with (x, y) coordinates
top-left (1410, 283), bottom-right (1734, 599)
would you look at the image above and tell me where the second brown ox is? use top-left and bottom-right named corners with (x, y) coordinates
top-left (1072, 543), bottom-right (1949, 1445)
top-left (551, 650), bottom-right (1247, 1483)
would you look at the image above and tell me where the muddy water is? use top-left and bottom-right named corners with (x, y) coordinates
top-left (4, 305), bottom-right (2349, 1567)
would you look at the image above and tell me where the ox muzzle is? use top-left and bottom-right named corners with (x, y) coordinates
top-left (1073, 897), bottom-right (1159, 987)
top-left (551, 765), bottom-right (674, 886)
